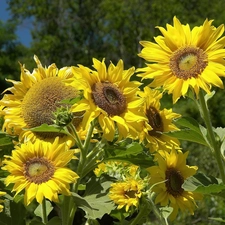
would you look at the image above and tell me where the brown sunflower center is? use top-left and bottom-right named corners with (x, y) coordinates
top-left (24, 157), bottom-right (55, 184)
top-left (91, 81), bottom-right (127, 116)
top-left (21, 77), bottom-right (78, 138)
top-left (146, 107), bottom-right (163, 137)
top-left (124, 190), bottom-right (137, 199)
top-left (170, 46), bottom-right (208, 80)
top-left (165, 167), bottom-right (184, 197)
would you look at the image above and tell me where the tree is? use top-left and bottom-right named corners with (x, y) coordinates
top-left (0, 20), bottom-right (29, 93)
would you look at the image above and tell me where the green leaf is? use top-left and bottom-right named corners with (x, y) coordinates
top-left (159, 206), bottom-right (173, 221)
top-left (164, 129), bottom-right (208, 146)
top-left (0, 198), bottom-right (26, 225)
top-left (204, 90), bottom-right (215, 102)
top-left (105, 142), bottom-right (143, 158)
top-left (174, 116), bottom-right (205, 134)
top-left (28, 123), bottom-right (69, 135)
top-left (183, 173), bottom-right (225, 196)
top-left (103, 141), bottom-right (154, 168)
top-left (167, 117), bottom-right (210, 146)
top-left (214, 127), bottom-right (225, 158)
top-left (29, 220), bottom-right (44, 225)
top-left (208, 217), bottom-right (225, 223)
top-left (47, 217), bottom-right (62, 225)
top-left (214, 127), bottom-right (225, 142)
top-left (60, 93), bottom-right (83, 105)
top-left (77, 177), bottom-right (114, 219)
top-left (0, 133), bottom-right (14, 152)
top-left (34, 201), bottom-right (53, 219)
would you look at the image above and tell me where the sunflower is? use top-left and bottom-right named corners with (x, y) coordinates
top-left (69, 58), bottom-right (146, 141)
top-left (109, 178), bottom-right (144, 212)
top-left (138, 87), bottom-right (180, 152)
top-left (138, 16), bottom-right (225, 103)
top-left (2, 137), bottom-right (79, 206)
top-left (94, 160), bottom-right (139, 179)
top-left (147, 148), bottom-right (201, 220)
top-left (0, 55), bottom-right (82, 144)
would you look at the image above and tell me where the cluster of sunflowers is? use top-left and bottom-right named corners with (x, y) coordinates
top-left (0, 16), bottom-right (225, 224)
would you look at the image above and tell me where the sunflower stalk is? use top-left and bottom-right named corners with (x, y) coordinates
top-left (62, 121), bottom-right (96, 225)
top-left (67, 123), bottom-right (84, 152)
top-left (82, 149), bottom-right (105, 178)
top-left (198, 90), bottom-right (225, 183)
top-left (41, 199), bottom-right (48, 224)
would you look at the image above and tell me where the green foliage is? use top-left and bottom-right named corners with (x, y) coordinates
top-left (7, 0), bottom-right (225, 69)
top-left (0, 20), bottom-right (29, 93)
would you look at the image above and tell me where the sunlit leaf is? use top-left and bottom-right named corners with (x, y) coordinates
top-left (174, 116), bottom-right (205, 134)
top-left (28, 123), bottom-right (69, 135)
top-left (34, 201), bottom-right (53, 219)
top-left (77, 177), bottom-right (114, 220)
top-left (164, 129), bottom-right (208, 146)
top-left (183, 173), bottom-right (225, 196)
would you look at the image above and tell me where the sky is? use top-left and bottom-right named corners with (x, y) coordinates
top-left (0, 0), bottom-right (32, 47)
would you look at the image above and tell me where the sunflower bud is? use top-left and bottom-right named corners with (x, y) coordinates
top-left (53, 106), bottom-right (73, 127)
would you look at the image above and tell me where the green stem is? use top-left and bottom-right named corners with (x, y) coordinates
top-left (198, 90), bottom-right (225, 182)
top-left (61, 195), bottom-right (77, 225)
top-left (41, 199), bottom-right (48, 224)
top-left (67, 123), bottom-right (84, 151)
top-left (62, 121), bottom-right (96, 225)
top-left (130, 202), bottom-right (148, 225)
top-left (149, 197), bottom-right (168, 225)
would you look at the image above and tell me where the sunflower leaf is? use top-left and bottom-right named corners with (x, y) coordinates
top-left (76, 177), bottom-right (114, 220)
top-left (164, 129), bottom-right (209, 146)
top-left (104, 142), bottom-right (143, 158)
top-left (174, 116), bottom-right (205, 134)
top-left (204, 90), bottom-right (216, 102)
top-left (183, 173), bottom-right (225, 196)
top-left (208, 217), bottom-right (225, 223)
top-left (34, 201), bottom-right (53, 219)
top-left (0, 133), bottom-right (15, 153)
top-left (27, 123), bottom-right (69, 135)
top-left (46, 217), bottom-right (62, 225)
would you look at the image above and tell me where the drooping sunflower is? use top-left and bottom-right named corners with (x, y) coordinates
top-left (109, 178), bottom-right (144, 212)
top-left (69, 58), bottom-right (146, 141)
top-left (138, 16), bottom-right (225, 103)
top-left (147, 148), bottom-right (201, 220)
top-left (2, 137), bottom-right (79, 206)
top-left (0, 55), bottom-right (82, 144)
top-left (138, 86), bottom-right (180, 152)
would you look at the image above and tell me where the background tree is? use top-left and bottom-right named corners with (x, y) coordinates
top-left (0, 20), bottom-right (29, 92)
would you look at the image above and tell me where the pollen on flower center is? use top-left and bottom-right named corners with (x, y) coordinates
top-left (146, 107), bottom-right (163, 137)
top-left (24, 157), bottom-right (55, 184)
top-left (165, 167), bottom-right (184, 197)
top-left (92, 81), bottom-right (127, 116)
top-left (170, 46), bottom-right (208, 80)
top-left (21, 77), bottom-right (77, 137)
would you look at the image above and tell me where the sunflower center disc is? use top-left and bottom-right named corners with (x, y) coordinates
top-left (125, 190), bottom-right (137, 199)
top-left (146, 107), bottom-right (163, 137)
top-left (21, 77), bottom-right (77, 128)
top-left (24, 157), bottom-right (55, 184)
top-left (165, 167), bottom-right (184, 197)
top-left (170, 46), bottom-right (208, 80)
top-left (92, 82), bottom-right (127, 116)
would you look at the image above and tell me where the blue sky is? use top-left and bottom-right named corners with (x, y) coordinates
top-left (0, 0), bottom-right (32, 46)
